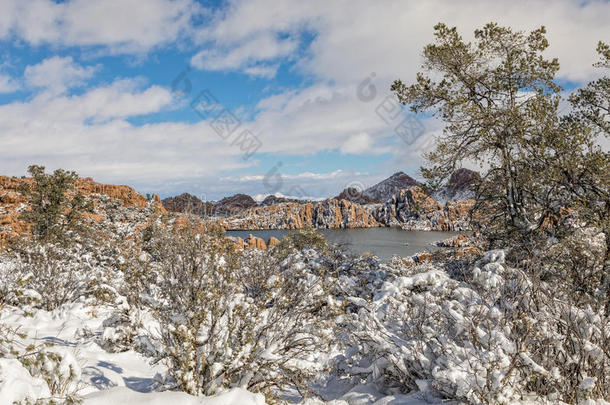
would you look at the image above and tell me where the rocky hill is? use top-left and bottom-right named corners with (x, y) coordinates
top-left (432, 168), bottom-right (480, 203)
top-left (0, 175), bottom-right (165, 245)
top-left (361, 171), bottom-right (420, 202)
top-left (161, 192), bottom-right (214, 216)
top-left (215, 193), bottom-right (258, 215)
top-left (259, 194), bottom-right (303, 206)
top-left (223, 198), bottom-right (380, 230)
top-left (223, 185), bottom-right (476, 231)
top-left (371, 186), bottom-right (475, 231)
top-left (162, 193), bottom-right (258, 217)
top-left (333, 187), bottom-right (379, 204)
top-left (160, 170), bottom-right (479, 231)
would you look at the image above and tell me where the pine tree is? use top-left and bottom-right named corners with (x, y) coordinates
top-left (18, 165), bottom-right (91, 241)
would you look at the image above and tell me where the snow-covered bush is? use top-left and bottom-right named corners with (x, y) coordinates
top-left (0, 234), bottom-right (125, 311)
top-left (346, 250), bottom-right (610, 404)
top-left (17, 345), bottom-right (82, 404)
top-left (272, 227), bottom-right (328, 260)
top-left (532, 227), bottom-right (607, 310)
top-left (132, 219), bottom-right (339, 399)
top-left (4, 243), bottom-right (87, 311)
top-left (0, 321), bottom-right (81, 404)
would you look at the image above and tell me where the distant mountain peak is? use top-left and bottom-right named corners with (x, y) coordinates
top-left (432, 168), bottom-right (481, 203)
top-left (333, 187), bottom-right (379, 204)
top-left (361, 171), bottom-right (420, 203)
top-left (162, 193), bottom-right (214, 216)
top-left (389, 171), bottom-right (407, 177)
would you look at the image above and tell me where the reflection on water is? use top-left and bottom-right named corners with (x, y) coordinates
top-left (225, 227), bottom-right (460, 261)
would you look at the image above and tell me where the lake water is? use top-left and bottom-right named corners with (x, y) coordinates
top-left (225, 227), bottom-right (460, 261)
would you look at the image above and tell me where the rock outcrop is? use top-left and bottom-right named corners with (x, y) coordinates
top-left (432, 168), bottom-right (480, 203)
top-left (333, 187), bottom-right (379, 204)
top-left (0, 177), bottom-right (31, 245)
top-left (224, 198), bottom-right (381, 230)
top-left (75, 177), bottom-right (161, 209)
top-left (161, 170), bottom-right (480, 232)
top-left (162, 193), bottom-right (257, 217)
top-left (214, 194), bottom-right (257, 215)
top-left (226, 235), bottom-right (281, 250)
top-left (246, 234), bottom-right (268, 250)
top-left (259, 195), bottom-right (303, 206)
top-left (267, 237), bottom-right (280, 247)
top-left (372, 186), bottom-right (475, 231)
top-left (223, 186), bottom-right (476, 232)
top-left (0, 175), bottom-right (164, 245)
top-left (162, 193), bottom-right (214, 216)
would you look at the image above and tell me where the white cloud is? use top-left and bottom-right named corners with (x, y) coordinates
top-left (242, 64), bottom-right (279, 78)
top-left (224, 169), bottom-right (353, 183)
top-left (2, 0), bottom-right (608, 198)
top-left (199, 0), bottom-right (609, 83)
top-left (1, 0), bottom-right (200, 54)
top-left (0, 80), bottom-right (238, 192)
top-left (245, 83), bottom-right (409, 157)
top-left (0, 71), bottom-right (425, 198)
top-left (0, 0), bottom-right (19, 39)
top-left (4, 79), bottom-right (175, 124)
top-left (0, 74), bottom-right (19, 94)
top-left (340, 133), bottom-right (372, 154)
top-left (218, 168), bottom-right (388, 200)
top-left (24, 56), bottom-right (98, 95)
top-left (191, 33), bottom-right (296, 77)
top-left (185, 0), bottom-right (609, 186)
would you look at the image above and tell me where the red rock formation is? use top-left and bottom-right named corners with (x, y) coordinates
top-left (0, 175), bottom-right (165, 245)
top-left (267, 237), bottom-right (280, 247)
top-left (246, 234), bottom-right (267, 250)
top-left (76, 177), bottom-right (151, 208)
top-left (226, 236), bottom-right (245, 250)
top-left (224, 198), bottom-right (381, 230)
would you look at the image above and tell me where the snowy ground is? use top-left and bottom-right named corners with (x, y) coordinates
top-left (0, 303), bottom-right (265, 404)
top-left (0, 297), bottom-right (437, 404)
top-left (1, 228), bottom-right (609, 404)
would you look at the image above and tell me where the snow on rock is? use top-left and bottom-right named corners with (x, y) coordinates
top-left (371, 187), bottom-right (475, 231)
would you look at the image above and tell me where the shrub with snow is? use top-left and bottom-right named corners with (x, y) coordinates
top-left (344, 249), bottom-right (610, 404)
top-left (130, 220), bottom-right (339, 399)
top-left (1, 236), bottom-right (123, 311)
top-left (0, 321), bottom-right (82, 404)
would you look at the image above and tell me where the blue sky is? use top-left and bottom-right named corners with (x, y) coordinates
top-left (0, 0), bottom-right (607, 199)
